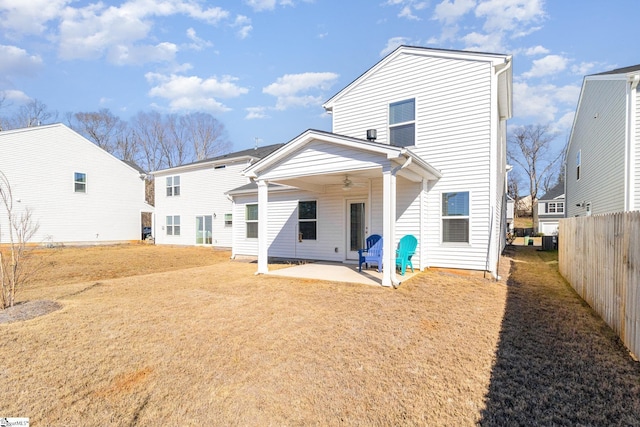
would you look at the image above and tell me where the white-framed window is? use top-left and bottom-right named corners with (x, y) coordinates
top-left (74, 172), bottom-right (86, 193)
top-left (166, 215), bottom-right (180, 236)
top-left (298, 201), bottom-right (317, 241)
top-left (246, 204), bottom-right (258, 238)
top-left (442, 192), bottom-right (470, 243)
top-left (547, 202), bottom-right (564, 213)
top-left (166, 176), bottom-right (180, 197)
top-left (576, 150), bottom-right (581, 181)
top-left (389, 98), bottom-right (415, 147)
top-left (224, 213), bottom-right (233, 227)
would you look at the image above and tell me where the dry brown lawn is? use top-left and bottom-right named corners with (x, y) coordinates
top-left (1, 244), bottom-right (639, 426)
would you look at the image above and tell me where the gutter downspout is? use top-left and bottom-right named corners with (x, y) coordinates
top-left (389, 155), bottom-right (413, 288)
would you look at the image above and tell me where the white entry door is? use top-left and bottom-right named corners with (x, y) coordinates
top-left (346, 199), bottom-right (367, 260)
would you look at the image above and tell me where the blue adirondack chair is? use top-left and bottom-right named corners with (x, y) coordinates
top-left (358, 234), bottom-right (383, 272)
top-left (396, 235), bottom-right (417, 276)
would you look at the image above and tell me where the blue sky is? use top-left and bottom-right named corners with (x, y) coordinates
top-left (0, 0), bottom-right (637, 153)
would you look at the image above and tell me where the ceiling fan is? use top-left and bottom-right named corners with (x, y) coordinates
top-left (342, 175), bottom-right (365, 191)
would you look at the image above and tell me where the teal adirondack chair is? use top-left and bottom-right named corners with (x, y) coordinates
top-left (396, 235), bottom-right (417, 276)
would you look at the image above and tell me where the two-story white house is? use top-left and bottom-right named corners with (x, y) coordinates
top-left (534, 182), bottom-right (565, 235)
top-left (0, 123), bottom-right (151, 245)
top-left (152, 144), bottom-right (282, 247)
top-left (566, 64), bottom-right (640, 217)
top-left (227, 46), bottom-right (513, 286)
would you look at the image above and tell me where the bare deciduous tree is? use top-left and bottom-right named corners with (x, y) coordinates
top-left (181, 112), bottom-right (230, 161)
top-left (9, 99), bottom-right (58, 129)
top-left (0, 171), bottom-right (40, 309)
top-left (508, 124), bottom-right (561, 217)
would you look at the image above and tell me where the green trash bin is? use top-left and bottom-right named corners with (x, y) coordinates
top-left (524, 235), bottom-right (530, 246)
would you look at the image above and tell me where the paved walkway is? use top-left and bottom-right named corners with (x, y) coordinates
top-left (267, 261), bottom-right (418, 286)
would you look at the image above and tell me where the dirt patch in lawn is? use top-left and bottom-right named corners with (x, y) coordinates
top-left (1, 244), bottom-right (639, 425)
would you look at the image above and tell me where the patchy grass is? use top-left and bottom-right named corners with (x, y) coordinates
top-left (514, 216), bottom-right (533, 228)
top-left (1, 245), bottom-right (639, 426)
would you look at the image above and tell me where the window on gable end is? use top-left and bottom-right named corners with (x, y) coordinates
top-left (389, 98), bottom-right (415, 147)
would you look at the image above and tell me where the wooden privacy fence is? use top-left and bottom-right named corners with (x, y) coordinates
top-left (559, 212), bottom-right (640, 360)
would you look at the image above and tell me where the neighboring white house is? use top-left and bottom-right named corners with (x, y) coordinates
top-left (152, 144), bottom-right (282, 247)
top-left (534, 182), bottom-right (565, 235)
top-left (0, 123), bottom-right (151, 245)
top-left (565, 64), bottom-right (640, 217)
top-left (506, 194), bottom-right (515, 233)
top-left (227, 45), bottom-right (513, 286)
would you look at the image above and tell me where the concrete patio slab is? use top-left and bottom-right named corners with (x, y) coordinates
top-left (266, 261), bottom-right (418, 286)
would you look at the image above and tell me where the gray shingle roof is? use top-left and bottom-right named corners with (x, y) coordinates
top-left (539, 182), bottom-right (564, 200)
top-left (592, 64), bottom-right (640, 76)
top-left (180, 143), bottom-right (284, 167)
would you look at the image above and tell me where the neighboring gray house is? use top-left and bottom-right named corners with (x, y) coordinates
top-left (565, 64), bottom-right (640, 217)
top-left (534, 182), bottom-right (565, 235)
top-left (227, 45), bottom-right (513, 286)
top-left (152, 144), bottom-right (282, 247)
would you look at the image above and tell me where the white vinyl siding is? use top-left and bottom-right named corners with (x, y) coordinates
top-left (232, 180), bottom-right (424, 265)
top-left (258, 142), bottom-right (383, 181)
top-left (330, 52), bottom-right (496, 271)
top-left (566, 79), bottom-right (627, 217)
top-left (0, 124), bottom-right (147, 244)
top-left (154, 161), bottom-right (250, 247)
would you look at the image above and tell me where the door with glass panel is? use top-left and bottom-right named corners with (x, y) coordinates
top-left (196, 215), bottom-right (213, 244)
top-left (346, 200), bottom-right (367, 260)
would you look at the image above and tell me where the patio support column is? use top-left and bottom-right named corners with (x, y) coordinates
top-left (381, 163), bottom-right (397, 287)
top-left (257, 179), bottom-right (269, 274)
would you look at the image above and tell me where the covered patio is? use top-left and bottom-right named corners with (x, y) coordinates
top-left (267, 261), bottom-right (420, 287)
top-left (241, 129), bottom-right (441, 287)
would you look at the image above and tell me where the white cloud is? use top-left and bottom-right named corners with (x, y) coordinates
top-left (433, 0), bottom-right (476, 24)
top-left (245, 106), bottom-right (269, 120)
top-left (233, 15), bottom-right (253, 39)
top-left (146, 73), bottom-right (249, 113)
top-left (263, 72), bottom-right (339, 110)
top-left (0, 0), bottom-right (70, 35)
top-left (386, 0), bottom-right (428, 20)
top-left (475, 0), bottom-right (546, 33)
top-left (513, 81), bottom-right (581, 125)
top-left (525, 45), bottom-right (549, 56)
top-left (186, 28), bottom-right (213, 50)
top-left (108, 42), bottom-right (178, 66)
top-left (571, 62), bottom-right (601, 76)
top-left (56, 0), bottom-right (229, 63)
top-left (522, 54), bottom-right (568, 78)
top-left (0, 45), bottom-right (43, 76)
top-left (380, 36), bottom-right (413, 56)
top-left (244, 0), bottom-right (298, 11)
top-left (1, 89), bottom-right (31, 104)
top-left (461, 31), bottom-right (504, 52)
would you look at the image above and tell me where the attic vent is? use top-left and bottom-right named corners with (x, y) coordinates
top-left (214, 165), bottom-right (226, 169)
top-left (366, 129), bottom-right (377, 141)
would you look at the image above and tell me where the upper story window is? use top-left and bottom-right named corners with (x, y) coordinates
top-left (74, 172), bottom-right (86, 193)
top-left (389, 98), bottom-right (415, 147)
top-left (442, 191), bottom-right (469, 243)
top-left (547, 202), bottom-right (564, 214)
top-left (224, 213), bottom-right (233, 227)
top-left (576, 150), bottom-right (581, 181)
top-left (166, 176), bottom-right (180, 197)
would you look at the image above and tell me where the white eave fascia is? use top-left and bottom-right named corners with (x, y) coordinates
top-left (244, 130), bottom-right (407, 179)
top-left (152, 155), bottom-right (258, 176)
top-left (323, 46), bottom-right (510, 111)
top-left (402, 148), bottom-right (442, 179)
